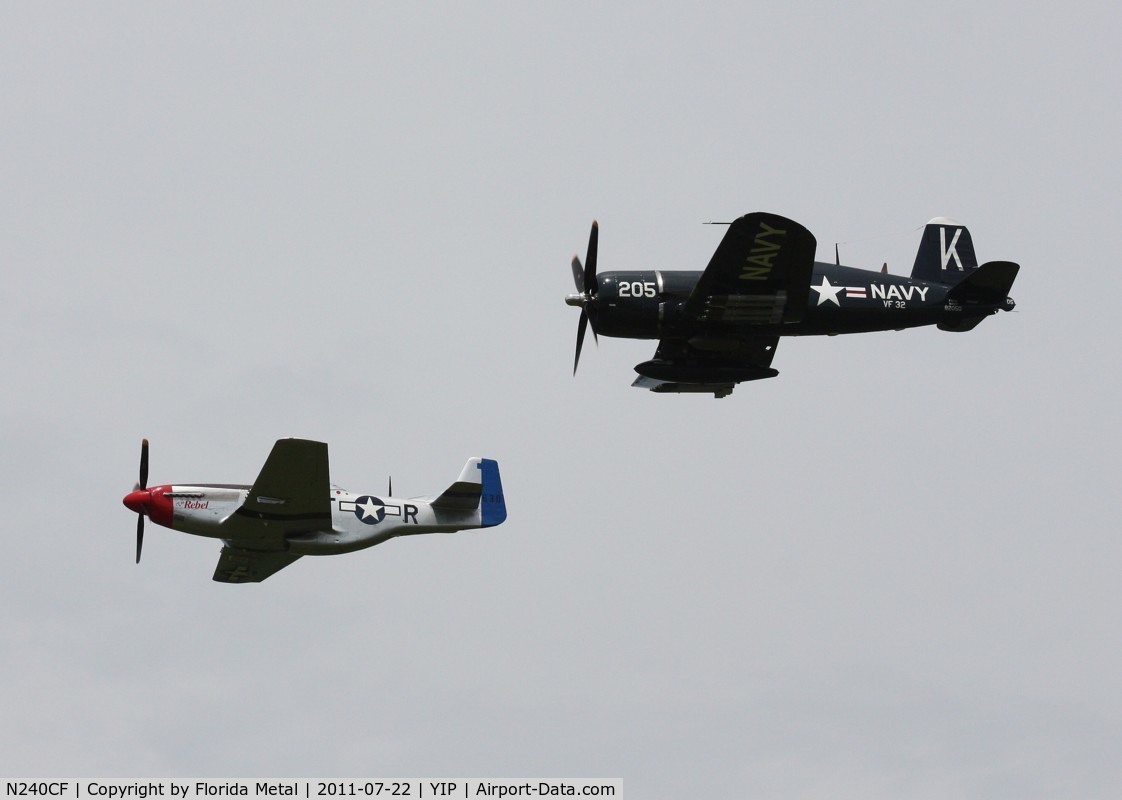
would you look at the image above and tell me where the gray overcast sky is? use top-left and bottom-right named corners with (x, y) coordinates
top-left (3, 2), bottom-right (1121, 796)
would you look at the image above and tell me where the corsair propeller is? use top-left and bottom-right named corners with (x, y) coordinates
top-left (565, 220), bottom-right (599, 374)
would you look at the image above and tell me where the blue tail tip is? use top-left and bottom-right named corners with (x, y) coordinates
top-left (478, 458), bottom-right (507, 527)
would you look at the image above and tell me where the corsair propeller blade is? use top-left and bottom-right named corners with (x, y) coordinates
top-left (584, 221), bottom-right (598, 294)
top-left (136, 515), bottom-right (145, 564)
top-left (583, 221), bottom-right (599, 350)
top-left (569, 221), bottom-right (600, 375)
top-left (574, 309), bottom-right (589, 375)
top-left (571, 256), bottom-right (585, 293)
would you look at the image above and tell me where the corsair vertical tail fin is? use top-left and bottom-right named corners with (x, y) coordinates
top-left (911, 218), bottom-right (979, 284)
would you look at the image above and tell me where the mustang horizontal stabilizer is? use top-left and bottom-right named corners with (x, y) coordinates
top-left (432, 459), bottom-right (486, 510)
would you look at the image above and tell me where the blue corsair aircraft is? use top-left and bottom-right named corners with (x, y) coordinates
top-left (567, 212), bottom-right (1019, 397)
top-left (123, 439), bottom-right (507, 583)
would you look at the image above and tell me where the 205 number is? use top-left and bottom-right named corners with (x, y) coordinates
top-left (618, 281), bottom-right (656, 298)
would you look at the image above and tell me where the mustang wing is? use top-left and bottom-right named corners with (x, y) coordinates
top-left (213, 545), bottom-right (302, 584)
top-left (224, 438), bottom-right (332, 551)
top-left (215, 439), bottom-right (330, 575)
top-left (680, 212), bottom-right (817, 326)
top-left (238, 438), bottom-right (331, 522)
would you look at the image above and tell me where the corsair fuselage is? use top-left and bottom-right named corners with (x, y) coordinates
top-left (587, 262), bottom-right (1015, 340)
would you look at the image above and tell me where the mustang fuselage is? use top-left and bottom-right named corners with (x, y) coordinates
top-left (123, 439), bottom-right (507, 582)
top-left (124, 483), bottom-right (498, 556)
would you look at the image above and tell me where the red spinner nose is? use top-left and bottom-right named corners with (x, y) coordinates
top-left (123, 489), bottom-right (150, 515)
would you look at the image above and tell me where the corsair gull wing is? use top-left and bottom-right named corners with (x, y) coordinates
top-left (680, 212), bottom-right (817, 326)
top-left (632, 332), bottom-right (780, 395)
top-left (628, 213), bottom-right (811, 392)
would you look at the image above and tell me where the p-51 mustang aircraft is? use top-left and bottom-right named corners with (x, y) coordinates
top-left (122, 438), bottom-right (507, 583)
top-left (566, 212), bottom-right (1019, 397)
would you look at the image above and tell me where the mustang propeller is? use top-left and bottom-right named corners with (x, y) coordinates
top-left (565, 220), bottom-right (599, 374)
top-left (123, 439), bottom-right (150, 564)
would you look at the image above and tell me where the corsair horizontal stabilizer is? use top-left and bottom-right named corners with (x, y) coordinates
top-left (946, 260), bottom-right (1020, 305)
top-left (938, 260), bottom-right (1019, 332)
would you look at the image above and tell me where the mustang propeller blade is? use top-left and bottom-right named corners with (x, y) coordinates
top-left (139, 437), bottom-right (149, 491)
top-left (135, 439), bottom-right (149, 564)
top-left (569, 220), bottom-right (600, 374)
